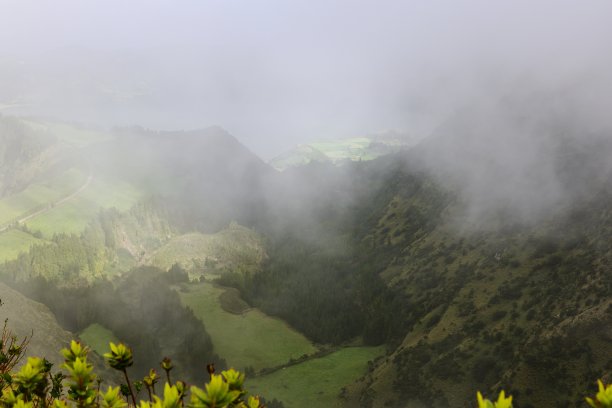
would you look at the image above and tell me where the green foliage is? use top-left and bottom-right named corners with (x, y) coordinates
top-left (63, 357), bottom-right (97, 405)
top-left (14, 357), bottom-right (48, 399)
top-left (0, 319), bottom-right (30, 375)
top-left (100, 386), bottom-right (126, 408)
top-left (586, 380), bottom-right (612, 408)
top-left (190, 374), bottom-right (241, 408)
top-left (5, 268), bottom-right (224, 382)
top-left (476, 382), bottom-right (612, 408)
top-left (104, 343), bottom-right (133, 371)
top-left (0, 219), bottom-right (111, 283)
top-left (9, 330), bottom-right (601, 408)
top-left (61, 341), bottom-right (89, 364)
top-left (477, 391), bottom-right (513, 408)
top-left (0, 318), bottom-right (264, 408)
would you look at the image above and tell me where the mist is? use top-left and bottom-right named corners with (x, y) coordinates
top-left (1, 0), bottom-right (611, 159)
top-left (410, 77), bottom-right (612, 227)
top-left (1, 2), bottom-right (612, 406)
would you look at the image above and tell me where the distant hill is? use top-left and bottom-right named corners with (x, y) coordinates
top-left (102, 126), bottom-right (274, 232)
top-left (268, 131), bottom-right (418, 171)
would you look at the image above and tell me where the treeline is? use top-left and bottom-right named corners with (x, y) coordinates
top-left (4, 265), bottom-right (224, 383)
top-left (1, 220), bottom-right (110, 282)
top-left (0, 203), bottom-right (174, 284)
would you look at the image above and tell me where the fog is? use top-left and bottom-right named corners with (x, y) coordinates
top-left (2, 0), bottom-right (611, 159)
top-left (1, 3), bottom-right (612, 400)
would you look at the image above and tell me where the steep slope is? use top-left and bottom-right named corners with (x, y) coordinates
top-left (238, 127), bottom-right (612, 407)
top-left (0, 281), bottom-right (118, 380)
top-left (338, 118), bottom-right (612, 405)
top-left (345, 181), bottom-right (612, 407)
top-left (0, 282), bottom-right (72, 366)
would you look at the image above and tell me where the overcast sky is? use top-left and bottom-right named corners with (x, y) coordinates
top-left (1, 0), bottom-right (611, 157)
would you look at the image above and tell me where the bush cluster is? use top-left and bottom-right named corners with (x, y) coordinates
top-left (0, 321), bottom-right (263, 408)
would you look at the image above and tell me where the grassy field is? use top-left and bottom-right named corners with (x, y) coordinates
top-left (79, 323), bottom-right (119, 355)
top-left (0, 168), bottom-right (87, 225)
top-left (27, 177), bottom-right (142, 238)
top-left (0, 229), bottom-right (47, 262)
top-left (179, 282), bottom-right (317, 371)
top-left (247, 346), bottom-right (385, 408)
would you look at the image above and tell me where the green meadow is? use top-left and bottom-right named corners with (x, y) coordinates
top-left (27, 177), bottom-right (142, 238)
top-left (247, 346), bottom-right (385, 408)
top-left (179, 282), bottom-right (317, 371)
top-left (0, 168), bottom-right (87, 225)
top-left (79, 323), bottom-right (120, 355)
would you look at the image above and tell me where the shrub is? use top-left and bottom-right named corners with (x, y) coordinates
top-left (0, 321), bottom-right (264, 408)
top-left (1, 312), bottom-right (610, 408)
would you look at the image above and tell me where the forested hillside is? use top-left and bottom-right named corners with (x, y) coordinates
top-left (0, 114), bottom-right (610, 407)
top-left (226, 127), bottom-right (612, 406)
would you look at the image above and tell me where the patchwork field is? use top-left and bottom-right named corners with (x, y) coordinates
top-left (179, 282), bottom-right (317, 371)
top-left (247, 346), bottom-right (385, 408)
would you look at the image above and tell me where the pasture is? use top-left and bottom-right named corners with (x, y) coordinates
top-left (27, 177), bottom-right (142, 237)
top-left (247, 346), bottom-right (385, 408)
top-left (179, 282), bottom-right (317, 371)
top-left (79, 323), bottom-right (120, 356)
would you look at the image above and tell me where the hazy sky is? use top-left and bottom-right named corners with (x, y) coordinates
top-left (1, 0), bottom-right (611, 157)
